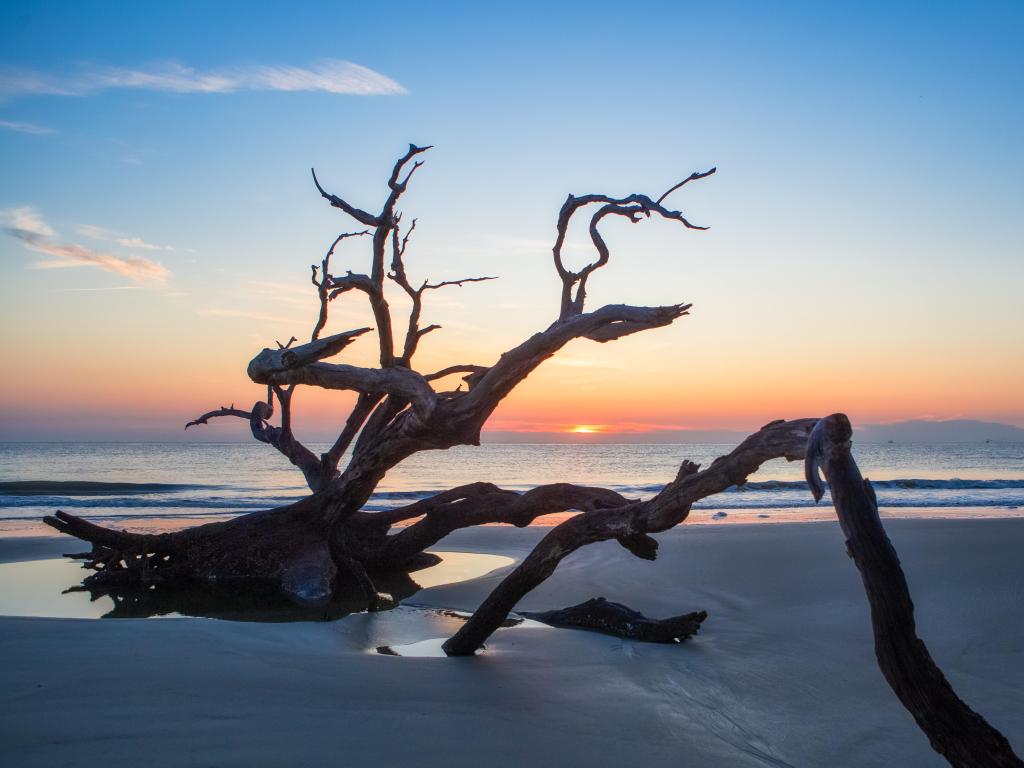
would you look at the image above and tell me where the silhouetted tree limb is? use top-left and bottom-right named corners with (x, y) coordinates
top-left (443, 418), bottom-right (817, 655)
top-left (552, 168), bottom-right (715, 319)
top-left (311, 230), bottom-right (370, 341)
top-left (806, 414), bottom-right (1023, 768)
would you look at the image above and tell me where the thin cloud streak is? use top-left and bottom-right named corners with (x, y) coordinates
top-left (0, 119), bottom-right (55, 135)
top-left (77, 224), bottom-right (175, 252)
top-left (0, 60), bottom-right (407, 100)
top-left (2, 206), bottom-right (169, 280)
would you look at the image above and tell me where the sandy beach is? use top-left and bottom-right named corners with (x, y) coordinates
top-left (1, 517), bottom-right (1021, 767)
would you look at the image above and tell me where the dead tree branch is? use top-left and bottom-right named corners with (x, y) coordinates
top-left (806, 414), bottom-right (1022, 768)
top-left (552, 168), bottom-right (716, 319)
top-left (312, 144), bottom-right (432, 367)
top-left (311, 230), bottom-right (370, 341)
top-left (443, 418), bottom-right (817, 655)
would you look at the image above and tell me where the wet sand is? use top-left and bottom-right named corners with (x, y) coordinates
top-left (1, 519), bottom-right (1022, 766)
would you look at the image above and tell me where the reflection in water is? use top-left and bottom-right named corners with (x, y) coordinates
top-left (377, 638), bottom-right (450, 658)
top-left (375, 611), bottom-right (530, 657)
top-left (0, 551), bottom-right (514, 622)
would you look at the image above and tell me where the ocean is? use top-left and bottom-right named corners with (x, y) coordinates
top-left (1, 441), bottom-right (1023, 533)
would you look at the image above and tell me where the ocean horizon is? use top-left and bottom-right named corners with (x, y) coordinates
top-left (3, 441), bottom-right (1022, 533)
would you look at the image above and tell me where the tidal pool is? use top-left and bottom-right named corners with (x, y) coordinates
top-left (0, 550), bottom-right (515, 621)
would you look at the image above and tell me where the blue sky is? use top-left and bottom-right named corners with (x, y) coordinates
top-left (1, 1), bottom-right (1022, 440)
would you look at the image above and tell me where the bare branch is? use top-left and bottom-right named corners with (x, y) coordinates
top-left (184, 405), bottom-right (254, 430)
top-left (464, 302), bottom-right (691, 419)
top-left (378, 483), bottom-right (634, 565)
top-left (552, 168), bottom-right (716, 318)
top-left (311, 169), bottom-right (381, 228)
top-left (421, 275), bottom-right (497, 291)
top-left (424, 364), bottom-right (489, 384)
top-left (443, 418), bottom-right (818, 655)
top-left (387, 144), bottom-right (432, 193)
top-left (248, 349), bottom-right (437, 421)
top-left (656, 167), bottom-right (718, 205)
top-left (311, 230), bottom-right (370, 341)
top-left (320, 392), bottom-right (382, 479)
top-left (248, 328), bottom-right (371, 376)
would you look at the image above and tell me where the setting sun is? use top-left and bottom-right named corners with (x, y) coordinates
top-left (568, 425), bottom-right (602, 434)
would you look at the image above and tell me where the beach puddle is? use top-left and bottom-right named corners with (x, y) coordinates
top-left (373, 610), bottom-right (535, 657)
top-left (377, 637), bottom-right (451, 657)
top-left (0, 550), bottom-right (514, 621)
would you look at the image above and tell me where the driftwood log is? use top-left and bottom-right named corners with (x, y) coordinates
top-left (806, 414), bottom-right (1022, 768)
top-left (521, 598), bottom-right (707, 643)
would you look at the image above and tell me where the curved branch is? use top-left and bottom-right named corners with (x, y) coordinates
top-left (185, 405), bottom-right (254, 429)
top-left (443, 418), bottom-right (818, 655)
top-left (806, 415), bottom-right (1023, 767)
top-left (378, 483), bottom-right (633, 564)
top-left (424, 364), bottom-right (489, 390)
top-left (463, 303), bottom-right (691, 420)
top-left (311, 230), bottom-right (370, 341)
top-left (552, 168), bottom-right (715, 318)
top-left (311, 169), bottom-right (381, 228)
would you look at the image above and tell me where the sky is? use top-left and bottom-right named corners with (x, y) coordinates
top-left (0, 1), bottom-right (1021, 442)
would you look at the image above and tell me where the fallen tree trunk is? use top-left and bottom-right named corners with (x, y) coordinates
top-left (521, 598), bottom-right (707, 643)
top-left (806, 414), bottom-right (1022, 768)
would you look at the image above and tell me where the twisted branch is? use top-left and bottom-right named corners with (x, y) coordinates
top-left (443, 418), bottom-right (817, 655)
top-left (552, 168), bottom-right (715, 318)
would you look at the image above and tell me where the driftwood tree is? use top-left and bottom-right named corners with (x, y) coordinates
top-left (48, 143), bottom-right (746, 613)
top-left (45, 146), bottom-right (1019, 765)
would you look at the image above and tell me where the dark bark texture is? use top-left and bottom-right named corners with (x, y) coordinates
top-left (806, 414), bottom-right (1022, 768)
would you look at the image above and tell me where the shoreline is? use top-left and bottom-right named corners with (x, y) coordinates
top-left (1, 503), bottom-right (1022, 539)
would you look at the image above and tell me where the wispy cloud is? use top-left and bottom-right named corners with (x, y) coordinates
top-left (0, 60), bottom-right (406, 100)
top-left (77, 223), bottom-right (174, 251)
top-left (55, 285), bottom-right (139, 292)
top-left (0, 119), bottom-right (55, 135)
top-left (2, 206), bottom-right (169, 280)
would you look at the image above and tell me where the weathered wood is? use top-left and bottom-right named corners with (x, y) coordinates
top-left (442, 418), bottom-right (817, 656)
top-left (46, 143), bottom-right (719, 612)
top-left (806, 414), bottom-right (1022, 768)
top-left (521, 598), bottom-right (707, 643)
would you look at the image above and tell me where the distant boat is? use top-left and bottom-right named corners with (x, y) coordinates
top-left (888, 440), bottom-right (894, 444)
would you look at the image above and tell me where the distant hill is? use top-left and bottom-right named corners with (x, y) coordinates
top-left (855, 419), bottom-right (1024, 443)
